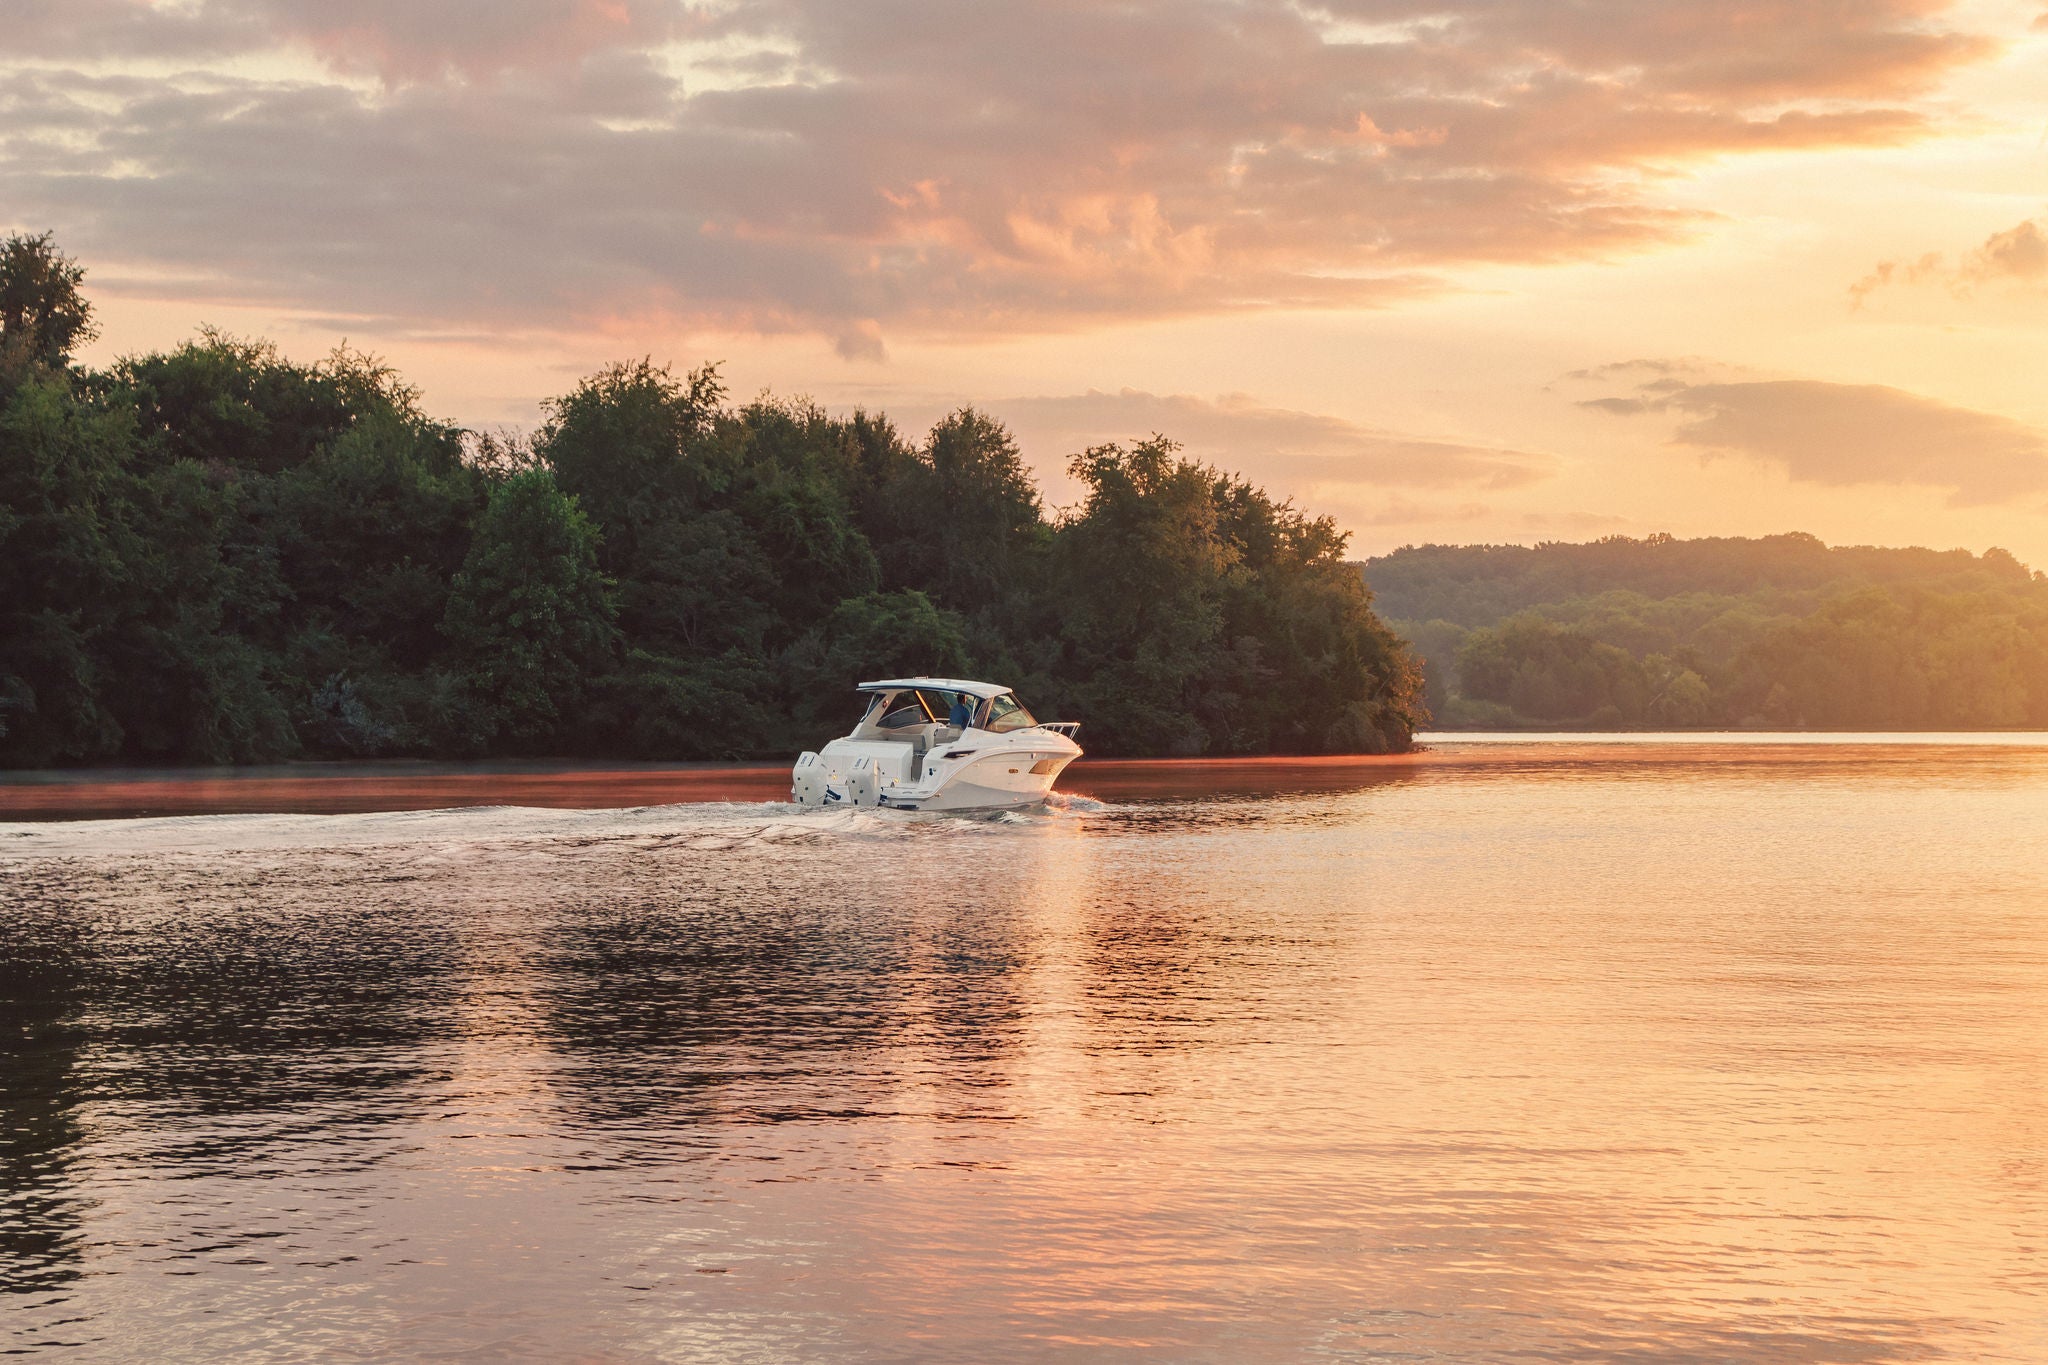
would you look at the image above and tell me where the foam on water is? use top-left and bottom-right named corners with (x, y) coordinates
top-left (0, 794), bottom-right (1102, 860)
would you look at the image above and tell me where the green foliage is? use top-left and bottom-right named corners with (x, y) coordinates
top-left (1050, 439), bottom-right (1232, 754)
top-left (588, 648), bottom-right (775, 760)
top-left (98, 456), bottom-right (295, 763)
top-left (438, 470), bottom-right (617, 753)
top-left (0, 374), bottom-right (132, 763)
top-left (0, 232), bottom-right (97, 383)
top-left (0, 306), bottom-right (486, 764)
top-left (112, 332), bottom-right (425, 476)
top-left (20, 232), bottom-right (2044, 758)
top-left (1046, 439), bottom-right (1422, 755)
top-left (716, 397), bottom-right (883, 639)
top-left (1367, 531), bottom-right (2031, 626)
top-left (1715, 587), bottom-right (2048, 729)
top-left (792, 591), bottom-right (970, 695)
top-left (875, 409), bottom-right (1045, 613)
top-left (540, 362), bottom-right (781, 660)
top-left (2, 237), bottom-right (1429, 767)
top-left (779, 590), bottom-right (971, 741)
top-left (1376, 535), bottom-right (2048, 729)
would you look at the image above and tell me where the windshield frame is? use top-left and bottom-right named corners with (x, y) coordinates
top-left (981, 692), bottom-right (1038, 733)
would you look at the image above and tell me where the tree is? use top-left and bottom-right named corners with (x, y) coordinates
top-left (718, 397), bottom-right (882, 640)
top-left (0, 236), bottom-right (1444, 766)
top-left (266, 406), bottom-right (485, 752)
top-left (97, 456), bottom-right (295, 764)
top-left (782, 589), bottom-right (971, 741)
top-left (1456, 616), bottom-right (1648, 724)
top-left (874, 408), bottom-right (1045, 614)
top-left (1644, 657), bottom-right (1711, 727)
top-left (1047, 439), bottom-right (1425, 755)
top-left (1208, 474), bottom-right (1425, 753)
top-left (538, 360), bottom-right (783, 656)
top-left (540, 358), bottom-right (726, 549)
top-left (114, 331), bottom-right (392, 476)
top-left (438, 471), bottom-right (617, 753)
top-left (0, 375), bottom-right (130, 763)
top-left (0, 232), bottom-right (97, 383)
top-left (1049, 439), bottom-right (1232, 753)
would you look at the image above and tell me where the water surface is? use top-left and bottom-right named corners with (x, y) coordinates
top-left (4, 740), bottom-right (2046, 1361)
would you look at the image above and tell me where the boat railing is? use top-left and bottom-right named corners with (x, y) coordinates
top-left (1034, 721), bottom-right (1082, 738)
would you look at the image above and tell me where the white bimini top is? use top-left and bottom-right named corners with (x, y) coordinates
top-left (856, 677), bottom-right (1009, 699)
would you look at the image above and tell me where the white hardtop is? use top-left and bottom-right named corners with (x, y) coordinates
top-left (857, 677), bottom-right (1008, 699)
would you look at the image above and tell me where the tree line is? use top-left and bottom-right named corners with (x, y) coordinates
top-left (0, 233), bottom-right (1424, 768)
top-left (1366, 534), bottom-right (2048, 729)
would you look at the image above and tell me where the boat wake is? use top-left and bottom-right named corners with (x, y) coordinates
top-left (0, 794), bottom-right (1102, 862)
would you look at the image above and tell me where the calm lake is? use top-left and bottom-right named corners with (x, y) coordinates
top-left (4, 738), bottom-right (2046, 1362)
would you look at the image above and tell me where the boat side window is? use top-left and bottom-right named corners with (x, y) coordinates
top-left (983, 693), bottom-right (1037, 733)
top-left (875, 690), bottom-right (939, 731)
top-left (916, 689), bottom-right (967, 724)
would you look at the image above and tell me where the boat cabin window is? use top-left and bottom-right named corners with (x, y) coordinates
top-left (983, 692), bottom-right (1038, 733)
top-left (924, 689), bottom-right (976, 727)
top-left (866, 689), bottom-right (971, 732)
top-left (859, 687), bottom-right (1017, 736)
top-left (875, 694), bottom-right (932, 730)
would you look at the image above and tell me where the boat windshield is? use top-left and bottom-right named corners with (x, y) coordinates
top-left (866, 688), bottom-right (978, 732)
top-left (983, 692), bottom-right (1038, 733)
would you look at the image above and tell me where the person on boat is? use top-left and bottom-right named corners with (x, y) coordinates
top-left (947, 693), bottom-right (974, 729)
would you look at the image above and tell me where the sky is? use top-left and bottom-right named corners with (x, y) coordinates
top-left (5, 0), bottom-right (2047, 561)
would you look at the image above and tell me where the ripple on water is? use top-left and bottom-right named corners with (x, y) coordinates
top-left (4, 746), bottom-right (2047, 1361)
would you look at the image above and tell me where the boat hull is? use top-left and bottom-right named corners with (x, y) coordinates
top-left (880, 752), bottom-right (1078, 811)
top-left (793, 739), bottom-right (1080, 812)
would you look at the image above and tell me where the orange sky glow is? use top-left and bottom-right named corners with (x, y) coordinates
top-left (7, 0), bottom-right (2048, 561)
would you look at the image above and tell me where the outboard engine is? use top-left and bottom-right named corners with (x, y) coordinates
top-left (792, 751), bottom-right (827, 806)
top-left (845, 756), bottom-right (882, 808)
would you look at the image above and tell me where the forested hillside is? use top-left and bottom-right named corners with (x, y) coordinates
top-left (1366, 535), bottom-right (2048, 729)
top-left (0, 234), bottom-right (1422, 767)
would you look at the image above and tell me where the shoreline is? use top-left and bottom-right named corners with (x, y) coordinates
top-left (5, 735), bottom-right (2046, 821)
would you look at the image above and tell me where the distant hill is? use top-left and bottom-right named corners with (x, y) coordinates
top-left (1361, 534), bottom-right (2048, 730)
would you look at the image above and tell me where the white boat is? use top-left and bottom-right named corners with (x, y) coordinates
top-left (791, 677), bottom-right (1082, 812)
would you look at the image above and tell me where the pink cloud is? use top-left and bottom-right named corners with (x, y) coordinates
top-left (0, 1), bottom-right (2008, 344)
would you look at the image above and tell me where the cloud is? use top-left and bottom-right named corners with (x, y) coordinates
top-left (998, 389), bottom-right (1556, 493)
top-left (0, 0), bottom-right (692, 78)
top-left (1520, 510), bottom-right (1634, 535)
top-left (1582, 374), bottom-right (2048, 506)
top-left (0, 1), bottom-right (2004, 346)
top-left (1963, 218), bottom-right (2048, 282)
top-left (274, 1), bottom-right (688, 83)
top-left (1849, 216), bottom-right (2048, 305)
top-left (1847, 251), bottom-right (1945, 307)
top-left (1564, 359), bottom-right (1701, 382)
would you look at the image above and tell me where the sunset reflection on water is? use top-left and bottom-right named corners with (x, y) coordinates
top-left (4, 740), bottom-right (2046, 1360)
